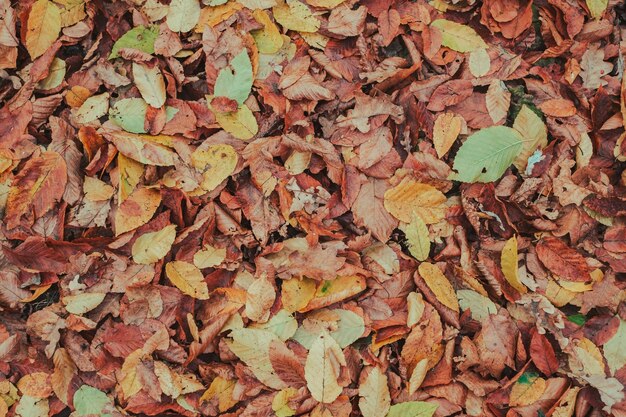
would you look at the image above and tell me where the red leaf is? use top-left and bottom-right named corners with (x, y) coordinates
top-left (530, 330), bottom-right (558, 376)
top-left (535, 237), bottom-right (591, 282)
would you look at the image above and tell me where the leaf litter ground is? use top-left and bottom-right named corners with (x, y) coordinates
top-left (0, 0), bottom-right (625, 416)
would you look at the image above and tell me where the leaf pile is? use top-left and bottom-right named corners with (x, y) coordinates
top-left (0, 0), bottom-right (625, 416)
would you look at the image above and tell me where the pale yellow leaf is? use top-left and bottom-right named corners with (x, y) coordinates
top-left (418, 262), bottom-right (459, 312)
top-left (62, 292), bottom-right (106, 315)
top-left (73, 93), bottom-right (109, 124)
top-left (132, 62), bottom-right (166, 108)
top-left (244, 276), bottom-right (276, 323)
top-left (408, 358), bottom-right (428, 395)
top-left (83, 177), bottom-right (114, 202)
top-left (193, 244), bottom-right (226, 269)
top-left (433, 113), bottom-right (463, 158)
top-left (167, 0), bottom-right (200, 32)
top-left (501, 236), bottom-right (526, 293)
top-left (25, 0), bottom-right (61, 59)
top-left (132, 224), bottom-right (176, 264)
top-left (430, 19), bottom-right (486, 52)
top-left (305, 333), bottom-right (345, 403)
top-left (384, 178), bottom-right (446, 224)
top-left (358, 367), bottom-right (390, 417)
top-left (400, 212), bottom-right (430, 261)
top-left (227, 328), bottom-right (286, 389)
top-left (469, 48), bottom-right (490, 78)
top-left (406, 292), bottom-right (425, 328)
top-left (604, 319), bottom-right (626, 375)
top-left (165, 261), bottom-right (209, 299)
top-left (486, 80), bottom-right (510, 124)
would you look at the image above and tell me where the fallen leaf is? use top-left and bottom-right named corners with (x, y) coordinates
top-left (165, 261), bottom-right (210, 299)
top-left (132, 224), bottom-right (177, 264)
top-left (305, 333), bottom-right (346, 403)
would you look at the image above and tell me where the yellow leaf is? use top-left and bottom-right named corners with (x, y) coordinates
top-left (433, 113), bottom-right (463, 158)
top-left (213, 104), bottom-right (259, 140)
top-left (512, 105), bottom-right (547, 170)
top-left (545, 279), bottom-right (576, 307)
top-left (114, 187), bottom-right (161, 235)
top-left (25, 0), bottom-right (61, 59)
top-left (305, 333), bottom-right (346, 403)
top-left (191, 144), bottom-right (238, 192)
top-left (384, 178), bottom-right (446, 224)
top-left (400, 212), bottom-right (430, 261)
top-left (117, 154), bottom-right (144, 203)
top-left (132, 63), bottom-right (166, 108)
top-left (200, 376), bottom-right (238, 412)
top-left (302, 275), bottom-right (366, 312)
top-left (119, 349), bottom-right (144, 400)
top-left (501, 236), bottom-right (526, 293)
top-left (358, 367), bottom-right (390, 417)
top-left (132, 224), bottom-right (176, 264)
top-left (469, 48), bottom-right (490, 78)
top-left (62, 293), bottom-right (106, 315)
top-left (272, 387), bottom-right (298, 417)
top-left (553, 387), bottom-right (580, 417)
top-left (586, 0), bottom-right (607, 19)
top-left (165, 261), bottom-right (209, 299)
top-left (252, 10), bottom-right (283, 54)
top-left (83, 177), bottom-right (114, 202)
top-left (37, 57), bottom-right (66, 90)
top-left (429, 19), bottom-right (486, 52)
top-left (167, 0), bottom-right (200, 33)
top-left (418, 262), bottom-right (459, 312)
top-left (281, 277), bottom-right (317, 312)
top-left (193, 244), bottom-right (226, 269)
top-left (509, 373), bottom-right (547, 407)
top-left (73, 93), bottom-right (109, 124)
top-left (17, 373), bottom-right (50, 399)
top-left (273, 0), bottom-right (320, 33)
top-left (194, 2), bottom-right (243, 31)
top-left (486, 80), bottom-right (510, 124)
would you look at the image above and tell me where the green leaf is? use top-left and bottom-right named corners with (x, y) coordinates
top-left (110, 98), bottom-right (148, 133)
top-left (430, 19), bottom-right (487, 53)
top-left (73, 385), bottom-right (112, 417)
top-left (109, 25), bottom-right (159, 59)
top-left (567, 313), bottom-right (586, 326)
top-left (387, 401), bottom-right (438, 417)
top-left (331, 309), bottom-right (365, 348)
top-left (451, 126), bottom-right (523, 183)
top-left (214, 50), bottom-right (253, 105)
